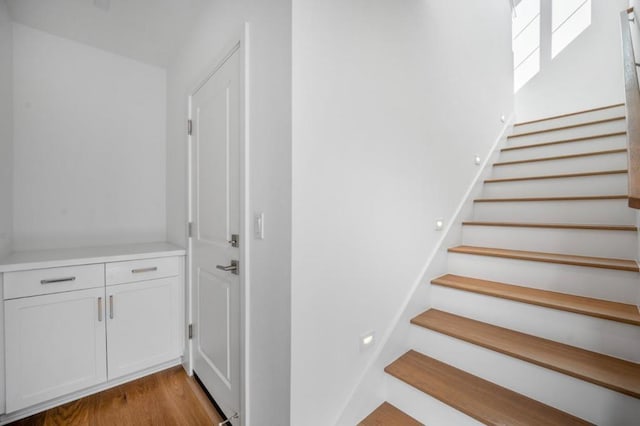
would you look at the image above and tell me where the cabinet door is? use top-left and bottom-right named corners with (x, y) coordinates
top-left (5, 288), bottom-right (107, 412)
top-left (106, 277), bottom-right (182, 379)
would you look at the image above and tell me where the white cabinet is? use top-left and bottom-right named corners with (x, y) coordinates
top-left (4, 288), bottom-right (107, 412)
top-left (106, 277), bottom-right (182, 380)
top-left (0, 243), bottom-right (185, 416)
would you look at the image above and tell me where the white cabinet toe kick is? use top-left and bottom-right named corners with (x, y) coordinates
top-left (0, 243), bottom-right (186, 423)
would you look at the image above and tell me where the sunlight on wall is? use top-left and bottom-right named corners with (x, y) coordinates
top-left (513, 0), bottom-right (541, 91)
top-left (552, 0), bottom-right (592, 57)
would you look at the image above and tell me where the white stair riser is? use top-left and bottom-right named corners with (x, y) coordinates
top-left (498, 134), bottom-right (627, 162)
top-left (386, 376), bottom-right (482, 426)
top-left (514, 106), bottom-right (626, 134)
top-left (482, 173), bottom-right (627, 198)
top-left (431, 286), bottom-right (640, 362)
top-left (461, 226), bottom-right (636, 258)
top-left (473, 199), bottom-right (634, 224)
top-left (507, 119), bottom-right (627, 147)
top-left (408, 328), bottom-right (640, 426)
top-left (491, 152), bottom-right (628, 178)
top-left (447, 252), bottom-right (639, 303)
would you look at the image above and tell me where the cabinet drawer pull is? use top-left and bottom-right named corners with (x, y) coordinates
top-left (40, 277), bottom-right (76, 285)
top-left (131, 267), bottom-right (158, 274)
top-left (109, 295), bottom-right (114, 319)
top-left (98, 297), bottom-right (103, 322)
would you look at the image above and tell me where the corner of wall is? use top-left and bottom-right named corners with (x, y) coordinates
top-left (0, 0), bottom-right (13, 259)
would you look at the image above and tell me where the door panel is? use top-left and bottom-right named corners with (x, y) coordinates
top-left (107, 278), bottom-right (181, 380)
top-left (196, 86), bottom-right (231, 246)
top-left (196, 268), bottom-right (231, 386)
top-left (4, 288), bottom-right (107, 412)
top-left (190, 46), bottom-right (241, 419)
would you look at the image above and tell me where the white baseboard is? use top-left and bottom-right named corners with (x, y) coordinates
top-left (0, 358), bottom-right (183, 425)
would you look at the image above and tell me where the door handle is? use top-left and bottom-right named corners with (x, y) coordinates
top-left (216, 260), bottom-right (239, 275)
top-left (131, 267), bottom-right (158, 274)
top-left (41, 277), bottom-right (76, 284)
top-left (98, 297), bottom-right (103, 322)
top-left (109, 295), bottom-right (114, 319)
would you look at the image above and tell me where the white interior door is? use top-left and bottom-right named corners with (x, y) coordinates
top-left (190, 47), bottom-right (241, 421)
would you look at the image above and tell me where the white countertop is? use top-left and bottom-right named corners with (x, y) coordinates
top-left (0, 242), bottom-right (186, 272)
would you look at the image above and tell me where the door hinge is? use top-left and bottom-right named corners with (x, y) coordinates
top-left (188, 323), bottom-right (193, 340)
top-left (187, 119), bottom-right (193, 136)
top-left (188, 222), bottom-right (193, 238)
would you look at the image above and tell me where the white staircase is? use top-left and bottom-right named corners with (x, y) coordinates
top-left (359, 103), bottom-right (640, 426)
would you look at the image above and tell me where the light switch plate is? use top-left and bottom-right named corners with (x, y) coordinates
top-left (254, 213), bottom-right (264, 240)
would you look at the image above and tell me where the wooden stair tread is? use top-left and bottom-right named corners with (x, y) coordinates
top-left (508, 116), bottom-right (625, 138)
top-left (474, 195), bottom-right (627, 203)
top-left (501, 131), bottom-right (627, 152)
top-left (462, 221), bottom-right (637, 231)
top-left (411, 310), bottom-right (640, 398)
top-left (358, 402), bottom-right (423, 426)
top-left (514, 103), bottom-right (625, 127)
top-left (494, 148), bottom-right (627, 166)
top-left (432, 274), bottom-right (640, 326)
top-left (448, 245), bottom-right (639, 272)
top-left (385, 350), bottom-right (592, 426)
top-left (484, 169), bottom-right (627, 183)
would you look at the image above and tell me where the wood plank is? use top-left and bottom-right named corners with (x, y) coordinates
top-left (508, 117), bottom-right (625, 139)
top-left (484, 169), bottom-right (627, 183)
top-left (474, 195), bottom-right (627, 203)
top-left (385, 350), bottom-right (592, 426)
top-left (514, 104), bottom-right (625, 127)
top-left (494, 148), bottom-right (627, 166)
top-left (431, 274), bottom-right (640, 326)
top-left (461, 221), bottom-right (637, 231)
top-left (501, 132), bottom-right (626, 152)
top-left (11, 366), bottom-right (222, 426)
top-left (447, 245), bottom-right (639, 272)
top-left (358, 402), bottom-right (423, 426)
top-left (410, 310), bottom-right (640, 398)
top-left (620, 10), bottom-right (640, 209)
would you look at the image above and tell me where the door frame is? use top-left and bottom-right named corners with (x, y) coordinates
top-left (185, 23), bottom-right (250, 426)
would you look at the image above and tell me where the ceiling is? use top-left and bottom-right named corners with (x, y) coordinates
top-left (6, 0), bottom-right (208, 67)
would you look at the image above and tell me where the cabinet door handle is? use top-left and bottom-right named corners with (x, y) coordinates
top-left (131, 267), bottom-right (157, 274)
top-left (98, 297), bottom-right (103, 322)
top-left (109, 295), bottom-right (114, 319)
top-left (41, 277), bottom-right (76, 284)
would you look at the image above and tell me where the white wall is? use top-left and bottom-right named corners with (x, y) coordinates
top-left (12, 24), bottom-right (167, 251)
top-left (291, 1), bottom-right (514, 425)
top-left (165, 1), bottom-right (291, 424)
top-left (0, 0), bottom-right (12, 258)
top-left (515, 0), bottom-right (628, 121)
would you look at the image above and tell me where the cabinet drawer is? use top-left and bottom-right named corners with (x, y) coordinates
top-left (106, 257), bottom-right (180, 285)
top-left (4, 264), bottom-right (105, 300)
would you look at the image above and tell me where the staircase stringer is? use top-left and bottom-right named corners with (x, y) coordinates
top-left (334, 113), bottom-right (516, 426)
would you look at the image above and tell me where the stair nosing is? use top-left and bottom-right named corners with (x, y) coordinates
top-left (484, 169), bottom-right (627, 183)
top-left (385, 350), bottom-right (593, 425)
top-left (501, 131), bottom-right (627, 152)
top-left (508, 116), bottom-right (626, 138)
top-left (431, 274), bottom-right (640, 326)
top-left (474, 195), bottom-right (627, 203)
top-left (514, 103), bottom-right (625, 127)
top-left (461, 221), bottom-right (637, 231)
top-left (447, 245), bottom-right (639, 272)
top-left (493, 148), bottom-right (627, 166)
top-left (410, 310), bottom-right (640, 399)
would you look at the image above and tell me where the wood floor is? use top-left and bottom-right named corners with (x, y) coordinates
top-left (9, 367), bottom-right (223, 426)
